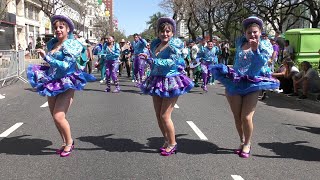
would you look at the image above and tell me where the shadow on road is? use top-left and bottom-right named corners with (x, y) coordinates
top-left (256, 141), bottom-right (320, 161)
top-left (120, 89), bottom-right (143, 94)
top-left (0, 135), bottom-right (55, 155)
top-left (82, 88), bottom-right (106, 93)
top-left (77, 134), bottom-right (234, 155)
top-left (261, 93), bottom-right (320, 115)
top-left (76, 134), bottom-right (154, 153)
top-left (283, 123), bottom-right (320, 135)
top-left (147, 134), bottom-right (234, 155)
top-left (24, 88), bottom-right (37, 92)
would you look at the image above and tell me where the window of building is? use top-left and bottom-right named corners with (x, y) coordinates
top-left (24, 4), bottom-right (28, 18)
top-left (28, 4), bottom-right (33, 19)
top-left (90, 20), bottom-right (92, 26)
top-left (90, 31), bottom-right (92, 37)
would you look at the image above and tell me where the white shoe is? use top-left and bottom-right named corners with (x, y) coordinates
top-left (131, 80), bottom-right (135, 82)
top-left (100, 80), bottom-right (104, 83)
top-left (274, 89), bottom-right (283, 93)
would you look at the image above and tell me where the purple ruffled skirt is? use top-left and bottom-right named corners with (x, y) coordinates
top-left (27, 64), bottom-right (95, 96)
top-left (140, 74), bottom-right (194, 98)
top-left (211, 64), bottom-right (279, 96)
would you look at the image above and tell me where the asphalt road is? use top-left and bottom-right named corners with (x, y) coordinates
top-left (0, 71), bottom-right (319, 180)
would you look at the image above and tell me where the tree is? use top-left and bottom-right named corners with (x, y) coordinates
top-left (246, 0), bottom-right (301, 32)
top-left (146, 12), bottom-right (167, 36)
top-left (35, 0), bottom-right (66, 18)
top-left (92, 15), bottom-right (111, 39)
top-left (0, 0), bottom-right (13, 21)
top-left (294, 0), bottom-right (320, 28)
top-left (141, 28), bottom-right (157, 41)
top-left (112, 29), bottom-right (126, 42)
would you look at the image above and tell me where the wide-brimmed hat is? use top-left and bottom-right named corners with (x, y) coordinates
top-left (51, 15), bottom-right (75, 33)
top-left (157, 17), bottom-right (176, 33)
top-left (242, 16), bottom-right (263, 30)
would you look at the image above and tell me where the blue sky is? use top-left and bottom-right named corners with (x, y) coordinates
top-left (114, 0), bottom-right (170, 36)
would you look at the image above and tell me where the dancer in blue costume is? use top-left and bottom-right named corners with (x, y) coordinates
top-left (132, 33), bottom-right (147, 87)
top-left (211, 16), bottom-right (279, 158)
top-left (140, 17), bottom-right (194, 156)
top-left (198, 40), bottom-right (218, 92)
top-left (100, 35), bottom-right (121, 93)
top-left (27, 15), bottom-right (95, 157)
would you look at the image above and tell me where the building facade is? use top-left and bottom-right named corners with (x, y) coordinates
top-left (0, 0), bottom-right (102, 50)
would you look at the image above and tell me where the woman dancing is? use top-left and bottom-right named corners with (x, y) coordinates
top-left (27, 15), bottom-right (95, 157)
top-left (211, 16), bottom-right (279, 158)
top-left (140, 17), bottom-right (194, 156)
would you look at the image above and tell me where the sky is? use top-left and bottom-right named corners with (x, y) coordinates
top-left (113, 0), bottom-right (170, 36)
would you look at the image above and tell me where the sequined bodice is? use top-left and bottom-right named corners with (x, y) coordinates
top-left (233, 38), bottom-right (273, 77)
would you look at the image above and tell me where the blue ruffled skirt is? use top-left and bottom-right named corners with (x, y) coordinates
top-left (140, 74), bottom-right (194, 98)
top-left (27, 64), bottom-right (96, 96)
top-left (211, 64), bottom-right (279, 96)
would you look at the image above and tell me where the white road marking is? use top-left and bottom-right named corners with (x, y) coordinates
top-left (186, 121), bottom-right (208, 140)
top-left (231, 175), bottom-right (245, 180)
top-left (0, 123), bottom-right (24, 137)
top-left (174, 104), bottom-right (179, 108)
top-left (0, 94), bottom-right (5, 99)
top-left (40, 102), bottom-right (48, 108)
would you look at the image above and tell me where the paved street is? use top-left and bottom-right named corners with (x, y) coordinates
top-left (0, 71), bottom-right (320, 180)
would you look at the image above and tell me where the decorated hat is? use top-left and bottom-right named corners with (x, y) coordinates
top-left (51, 15), bottom-right (75, 33)
top-left (157, 17), bottom-right (176, 33)
top-left (242, 16), bottom-right (263, 30)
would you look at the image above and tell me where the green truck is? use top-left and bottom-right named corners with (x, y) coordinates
top-left (285, 28), bottom-right (320, 63)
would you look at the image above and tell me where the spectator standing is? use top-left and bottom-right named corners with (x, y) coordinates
top-left (119, 39), bottom-right (132, 77)
top-left (283, 40), bottom-right (294, 60)
top-left (221, 40), bottom-right (230, 65)
top-left (269, 37), bottom-right (280, 72)
top-left (275, 30), bottom-right (285, 60)
top-left (189, 40), bottom-right (201, 87)
top-left (85, 39), bottom-right (93, 74)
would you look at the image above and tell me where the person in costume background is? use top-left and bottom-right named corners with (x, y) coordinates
top-left (211, 16), bottom-right (279, 158)
top-left (198, 40), bottom-right (218, 92)
top-left (100, 35), bottom-right (121, 93)
top-left (27, 15), bottom-right (95, 157)
top-left (132, 33), bottom-right (148, 87)
top-left (140, 17), bottom-right (194, 156)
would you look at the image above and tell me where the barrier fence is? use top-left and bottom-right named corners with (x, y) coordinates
top-left (0, 50), bottom-right (28, 87)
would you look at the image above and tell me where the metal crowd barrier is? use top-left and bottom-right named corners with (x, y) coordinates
top-left (0, 50), bottom-right (28, 87)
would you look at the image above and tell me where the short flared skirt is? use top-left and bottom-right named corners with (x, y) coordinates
top-left (27, 64), bottom-right (96, 96)
top-left (211, 64), bottom-right (279, 96)
top-left (140, 74), bottom-right (194, 98)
